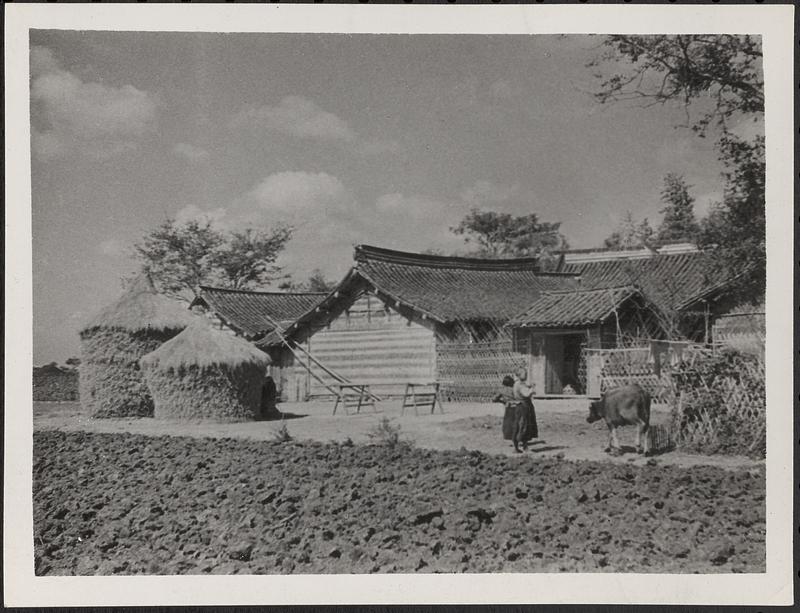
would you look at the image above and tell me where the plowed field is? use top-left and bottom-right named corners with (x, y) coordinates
top-left (33, 430), bottom-right (765, 575)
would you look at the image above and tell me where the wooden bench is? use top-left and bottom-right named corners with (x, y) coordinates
top-left (401, 382), bottom-right (443, 416)
top-left (332, 383), bottom-right (376, 415)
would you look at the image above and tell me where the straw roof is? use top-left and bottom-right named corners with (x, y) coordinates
top-left (140, 321), bottom-right (271, 370)
top-left (81, 275), bottom-right (198, 334)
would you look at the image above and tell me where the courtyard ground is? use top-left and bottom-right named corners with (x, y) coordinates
top-left (34, 398), bottom-right (760, 470)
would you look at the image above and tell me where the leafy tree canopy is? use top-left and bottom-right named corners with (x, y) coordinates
top-left (699, 135), bottom-right (766, 298)
top-left (589, 34), bottom-right (763, 135)
top-left (279, 269), bottom-right (337, 293)
top-left (656, 173), bottom-right (700, 243)
top-left (133, 218), bottom-right (292, 300)
top-left (604, 211), bottom-right (654, 250)
top-left (450, 208), bottom-right (568, 259)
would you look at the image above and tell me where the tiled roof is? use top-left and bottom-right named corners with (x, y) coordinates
top-left (193, 287), bottom-right (326, 337)
top-left (509, 286), bottom-right (640, 328)
top-left (352, 245), bottom-right (579, 322)
top-left (560, 251), bottom-right (721, 310)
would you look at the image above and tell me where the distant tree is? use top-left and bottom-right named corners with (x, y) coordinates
top-left (589, 35), bottom-right (763, 135)
top-left (699, 134), bottom-right (765, 299)
top-left (133, 218), bottom-right (292, 300)
top-left (450, 209), bottom-right (568, 259)
top-left (278, 269), bottom-right (336, 292)
top-left (656, 174), bottom-right (700, 243)
top-left (305, 269), bottom-right (336, 292)
top-left (213, 227), bottom-right (292, 290)
top-left (604, 211), bottom-right (654, 250)
top-left (64, 356), bottom-right (81, 369)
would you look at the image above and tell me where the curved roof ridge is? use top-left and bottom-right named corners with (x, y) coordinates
top-left (354, 244), bottom-right (541, 270)
top-left (542, 284), bottom-right (639, 295)
top-left (199, 285), bottom-right (327, 297)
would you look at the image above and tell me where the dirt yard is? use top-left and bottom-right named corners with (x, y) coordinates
top-left (32, 400), bottom-right (765, 575)
top-left (34, 398), bottom-right (759, 469)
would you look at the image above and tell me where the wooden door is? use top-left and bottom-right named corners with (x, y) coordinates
top-left (543, 336), bottom-right (564, 394)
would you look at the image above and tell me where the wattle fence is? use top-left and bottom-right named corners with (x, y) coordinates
top-left (437, 340), bottom-right (527, 402)
top-left (581, 339), bottom-right (765, 458)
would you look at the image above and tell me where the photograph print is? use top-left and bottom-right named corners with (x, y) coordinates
top-left (6, 3), bottom-right (794, 608)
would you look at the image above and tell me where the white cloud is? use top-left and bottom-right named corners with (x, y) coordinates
top-left (174, 204), bottom-right (229, 227)
top-left (30, 45), bottom-right (158, 161)
top-left (97, 238), bottom-right (128, 258)
top-left (232, 96), bottom-right (355, 141)
top-left (248, 171), bottom-right (352, 219)
top-left (173, 142), bottom-right (210, 163)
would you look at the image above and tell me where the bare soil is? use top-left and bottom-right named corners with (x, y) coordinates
top-left (33, 429), bottom-right (765, 575)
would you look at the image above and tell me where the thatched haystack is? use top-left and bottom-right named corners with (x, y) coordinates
top-left (79, 276), bottom-right (197, 418)
top-left (140, 321), bottom-right (271, 422)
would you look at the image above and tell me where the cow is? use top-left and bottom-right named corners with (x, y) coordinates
top-left (586, 384), bottom-right (651, 455)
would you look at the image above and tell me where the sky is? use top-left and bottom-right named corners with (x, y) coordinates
top-left (30, 31), bottom-right (757, 363)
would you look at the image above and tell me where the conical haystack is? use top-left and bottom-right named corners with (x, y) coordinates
top-left (79, 275), bottom-right (198, 418)
top-left (140, 321), bottom-right (271, 422)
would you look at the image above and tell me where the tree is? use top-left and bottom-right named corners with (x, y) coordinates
top-left (214, 227), bottom-right (292, 290)
top-left (590, 34), bottom-right (765, 299)
top-left (133, 218), bottom-right (293, 300)
top-left (450, 209), bottom-right (568, 259)
top-left (278, 269), bottom-right (336, 292)
top-left (604, 211), bottom-right (654, 250)
top-left (305, 269), bottom-right (336, 292)
top-left (656, 174), bottom-right (700, 243)
top-left (699, 134), bottom-right (765, 298)
top-left (589, 35), bottom-right (763, 135)
top-left (64, 357), bottom-right (81, 369)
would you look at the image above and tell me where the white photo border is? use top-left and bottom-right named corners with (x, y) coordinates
top-left (4, 3), bottom-right (794, 607)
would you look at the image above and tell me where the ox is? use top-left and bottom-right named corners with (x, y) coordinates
top-left (587, 384), bottom-right (651, 455)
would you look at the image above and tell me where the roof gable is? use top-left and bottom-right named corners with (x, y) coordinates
top-left (194, 287), bottom-right (326, 337)
top-left (509, 286), bottom-right (642, 328)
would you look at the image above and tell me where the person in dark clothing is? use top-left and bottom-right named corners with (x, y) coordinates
top-left (512, 368), bottom-right (539, 439)
top-left (494, 374), bottom-right (533, 452)
top-left (260, 374), bottom-right (280, 419)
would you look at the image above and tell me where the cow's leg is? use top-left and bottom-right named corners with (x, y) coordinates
top-left (639, 422), bottom-right (650, 455)
top-left (610, 426), bottom-right (621, 451)
top-left (605, 425), bottom-right (614, 453)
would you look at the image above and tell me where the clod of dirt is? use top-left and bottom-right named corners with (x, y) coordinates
top-left (33, 431), bottom-right (766, 575)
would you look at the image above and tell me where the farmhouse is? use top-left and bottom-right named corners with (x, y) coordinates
top-left (193, 243), bottom-right (757, 403)
top-left (255, 244), bottom-right (579, 401)
top-left (508, 243), bottom-right (752, 396)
